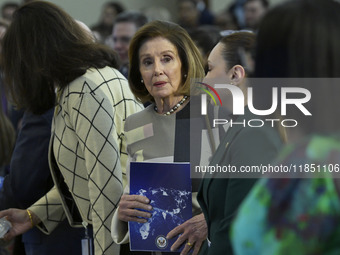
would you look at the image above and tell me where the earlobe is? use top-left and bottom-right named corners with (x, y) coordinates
top-left (230, 65), bottom-right (246, 86)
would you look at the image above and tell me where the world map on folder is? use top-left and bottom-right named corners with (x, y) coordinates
top-left (129, 162), bottom-right (192, 252)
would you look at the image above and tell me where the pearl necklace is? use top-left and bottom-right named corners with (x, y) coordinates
top-left (154, 95), bottom-right (189, 116)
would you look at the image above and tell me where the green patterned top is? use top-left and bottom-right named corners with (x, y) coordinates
top-left (231, 134), bottom-right (340, 255)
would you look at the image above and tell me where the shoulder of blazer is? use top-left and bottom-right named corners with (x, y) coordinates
top-left (65, 67), bottom-right (127, 95)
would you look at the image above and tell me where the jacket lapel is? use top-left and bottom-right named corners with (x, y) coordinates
top-left (200, 107), bottom-right (254, 206)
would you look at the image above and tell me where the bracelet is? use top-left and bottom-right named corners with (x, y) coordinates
top-left (26, 209), bottom-right (34, 228)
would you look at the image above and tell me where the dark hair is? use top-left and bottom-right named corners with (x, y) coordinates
top-left (0, 1), bottom-right (119, 115)
top-left (105, 2), bottom-right (124, 14)
top-left (0, 101), bottom-right (15, 166)
top-left (218, 31), bottom-right (287, 141)
top-left (244, 0), bottom-right (269, 9)
top-left (128, 20), bottom-right (204, 103)
top-left (190, 25), bottom-right (221, 58)
top-left (220, 31), bottom-right (256, 72)
top-left (114, 11), bottom-right (148, 29)
top-left (256, 0), bottom-right (340, 78)
top-left (255, 0), bottom-right (340, 134)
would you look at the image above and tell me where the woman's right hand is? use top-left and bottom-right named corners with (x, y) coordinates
top-left (118, 194), bottom-right (153, 223)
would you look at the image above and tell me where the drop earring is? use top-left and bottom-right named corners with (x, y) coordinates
top-left (141, 79), bottom-right (144, 83)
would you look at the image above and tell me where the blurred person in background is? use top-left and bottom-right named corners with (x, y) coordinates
top-left (0, 106), bottom-right (88, 255)
top-left (111, 11), bottom-right (148, 78)
top-left (189, 25), bottom-right (221, 72)
top-left (178, 0), bottom-right (200, 31)
top-left (91, 1), bottom-right (125, 43)
top-left (243, 0), bottom-right (269, 31)
top-left (1, 2), bottom-right (18, 23)
top-left (0, 18), bottom-right (9, 45)
top-left (232, 0), bottom-right (340, 254)
top-left (178, 0), bottom-right (214, 32)
top-left (142, 6), bottom-right (171, 22)
top-left (214, 7), bottom-right (239, 31)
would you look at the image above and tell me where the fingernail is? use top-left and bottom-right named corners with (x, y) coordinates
top-left (148, 205), bottom-right (152, 210)
top-left (145, 199), bottom-right (149, 203)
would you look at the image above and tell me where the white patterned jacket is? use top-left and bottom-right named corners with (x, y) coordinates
top-left (29, 67), bottom-right (143, 255)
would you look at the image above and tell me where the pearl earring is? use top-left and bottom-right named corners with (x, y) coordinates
top-left (141, 79), bottom-right (144, 83)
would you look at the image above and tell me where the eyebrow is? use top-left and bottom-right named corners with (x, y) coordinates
top-left (140, 50), bottom-right (176, 58)
top-left (161, 50), bottom-right (175, 55)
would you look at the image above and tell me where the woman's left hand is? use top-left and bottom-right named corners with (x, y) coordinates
top-left (166, 213), bottom-right (207, 255)
top-left (0, 209), bottom-right (38, 241)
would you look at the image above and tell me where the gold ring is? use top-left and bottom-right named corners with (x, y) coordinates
top-left (187, 242), bottom-right (193, 247)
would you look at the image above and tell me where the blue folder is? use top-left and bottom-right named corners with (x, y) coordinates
top-left (129, 162), bottom-right (192, 252)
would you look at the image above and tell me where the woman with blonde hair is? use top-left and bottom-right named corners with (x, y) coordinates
top-left (111, 20), bottom-right (215, 255)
